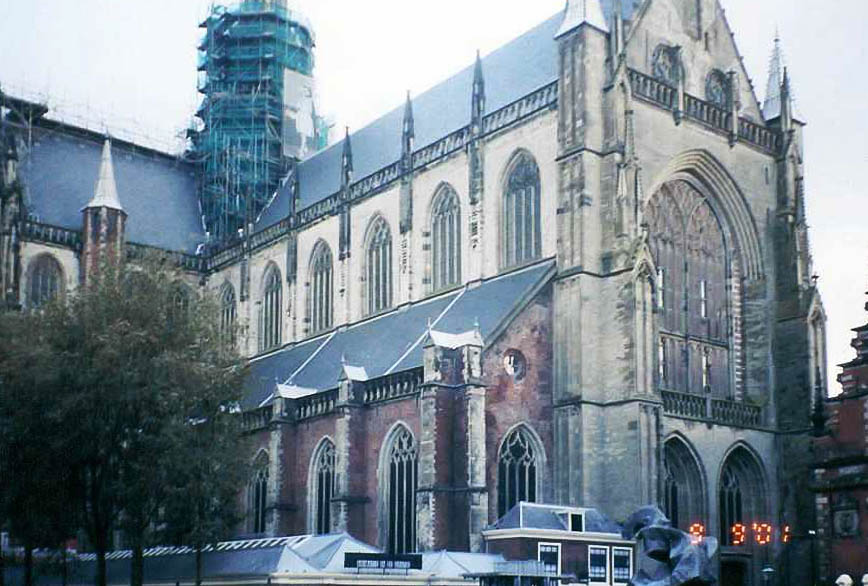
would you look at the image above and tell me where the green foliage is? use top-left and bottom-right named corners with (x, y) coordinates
top-left (0, 255), bottom-right (249, 586)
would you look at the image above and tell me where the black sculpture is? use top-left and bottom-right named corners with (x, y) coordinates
top-left (622, 506), bottom-right (719, 586)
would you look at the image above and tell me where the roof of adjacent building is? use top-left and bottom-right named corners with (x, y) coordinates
top-left (244, 259), bottom-right (554, 410)
top-left (255, 2), bottom-right (644, 232)
top-left (489, 502), bottom-right (623, 535)
top-left (19, 122), bottom-right (206, 254)
top-left (3, 534), bottom-right (510, 586)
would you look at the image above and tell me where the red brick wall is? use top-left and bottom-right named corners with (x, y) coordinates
top-left (284, 416), bottom-right (337, 535)
top-left (483, 285), bottom-right (554, 523)
top-left (358, 397), bottom-right (421, 546)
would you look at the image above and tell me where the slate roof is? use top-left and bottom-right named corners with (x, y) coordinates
top-left (256, 1), bottom-right (645, 232)
top-left (489, 502), bottom-right (623, 535)
top-left (244, 260), bottom-right (554, 409)
top-left (20, 123), bottom-right (205, 254)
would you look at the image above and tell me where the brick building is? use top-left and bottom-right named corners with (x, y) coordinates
top-left (814, 288), bottom-right (868, 583)
top-left (1, 1), bottom-right (828, 585)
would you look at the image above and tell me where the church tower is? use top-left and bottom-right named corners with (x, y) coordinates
top-left (81, 139), bottom-right (126, 284)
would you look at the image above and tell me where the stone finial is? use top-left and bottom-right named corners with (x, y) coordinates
top-left (556, 0), bottom-right (609, 38)
top-left (340, 127), bottom-right (353, 189)
top-left (83, 139), bottom-right (123, 212)
top-left (402, 91), bottom-right (415, 152)
top-left (471, 50), bottom-right (485, 125)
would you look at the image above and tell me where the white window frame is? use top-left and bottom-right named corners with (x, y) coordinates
top-left (537, 542), bottom-right (561, 575)
top-left (588, 545), bottom-right (610, 586)
top-left (611, 547), bottom-right (633, 585)
top-left (700, 279), bottom-right (708, 318)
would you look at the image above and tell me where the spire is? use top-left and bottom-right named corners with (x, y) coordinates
top-left (762, 33), bottom-right (801, 122)
top-left (556, 0), bottom-right (609, 38)
top-left (471, 51), bottom-right (485, 126)
top-left (340, 127), bottom-right (353, 189)
top-left (402, 91), bottom-right (414, 161)
top-left (84, 139), bottom-right (123, 211)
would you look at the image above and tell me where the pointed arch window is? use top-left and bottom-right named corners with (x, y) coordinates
top-left (384, 426), bottom-right (417, 554)
top-left (309, 242), bottom-right (334, 333)
top-left (497, 426), bottom-right (541, 518)
top-left (220, 283), bottom-right (237, 340)
top-left (645, 181), bottom-right (734, 399)
top-left (365, 217), bottom-right (392, 315)
top-left (28, 254), bottom-right (63, 308)
top-left (248, 454), bottom-right (269, 534)
top-left (718, 447), bottom-right (767, 545)
top-left (662, 439), bottom-right (705, 532)
top-left (312, 439), bottom-right (335, 535)
top-left (431, 186), bottom-right (461, 291)
top-left (502, 153), bottom-right (542, 269)
top-left (259, 266), bottom-right (282, 351)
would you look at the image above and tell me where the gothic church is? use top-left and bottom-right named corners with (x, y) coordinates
top-left (0, 0), bottom-right (826, 584)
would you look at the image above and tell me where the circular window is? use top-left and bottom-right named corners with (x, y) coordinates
top-left (503, 349), bottom-right (527, 382)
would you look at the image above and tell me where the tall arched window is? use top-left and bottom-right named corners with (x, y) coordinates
top-left (28, 254), bottom-right (63, 308)
top-left (645, 180), bottom-right (734, 398)
top-left (384, 426), bottom-right (417, 554)
top-left (220, 283), bottom-right (237, 339)
top-left (502, 152), bottom-right (541, 269)
top-left (311, 439), bottom-right (335, 535)
top-left (662, 438), bottom-right (705, 531)
top-left (365, 217), bottom-right (392, 315)
top-left (309, 241), bottom-right (334, 333)
top-left (497, 426), bottom-right (541, 517)
top-left (248, 453), bottom-right (269, 534)
top-left (718, 446), bottom-right (766, 546)
top-left (430, 186), bottom-right (461, 291)
top-left (259, 265), bottom-right (282, 351)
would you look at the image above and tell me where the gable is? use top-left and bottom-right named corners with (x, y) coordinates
top-left (624, 0), bottom-right (764, 121)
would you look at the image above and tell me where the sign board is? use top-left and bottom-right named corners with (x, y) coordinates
top-left (344, 553), bottom-right (423, 571)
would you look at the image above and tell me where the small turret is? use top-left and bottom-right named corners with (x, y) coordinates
top-left (402, 91), bottom-right (415, 164)
top-left (338, 128), bottom-right (352, 260)
top-left (471, 51), bottom-right (485, 129)
top-left (81, 139), bottom-right (127, 283)
top-left (340, 127), bottom-right (353, 190)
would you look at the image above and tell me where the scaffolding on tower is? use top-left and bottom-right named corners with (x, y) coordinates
top-left (189, 0), bottom-right (328, 242)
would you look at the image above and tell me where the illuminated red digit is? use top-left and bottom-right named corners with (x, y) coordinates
top-left (731, 523), bottom-right (747, 546)
top-left (782, 525), bottom-right (791, 544)
top-left (754, 523), bottom-right (772, 545)
top-left (689, 523), bottom-right (706, 543)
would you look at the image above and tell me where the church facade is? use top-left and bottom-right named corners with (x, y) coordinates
top-left (0, 1), bottom-right (827, 584)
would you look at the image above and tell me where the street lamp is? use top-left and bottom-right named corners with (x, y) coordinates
top-left (762, 565), bottom-right (775, 586)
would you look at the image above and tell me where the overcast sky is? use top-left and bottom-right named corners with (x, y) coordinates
top-left (1, 0), bottom-right (866, 394)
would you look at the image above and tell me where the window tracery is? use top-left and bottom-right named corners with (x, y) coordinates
top-left (430, 186), bottom-right (461, 291)
top-left (28, 254), bottom-right (63, 308)
top-left (497, 426), bottom-right (540, 517)
top-left (260, 265), bottom-right (282, 351)
top-left (502, 152), bottom-right (541, 268)
top-left (384, 426), bottom-right (417, 554)
top-left (309, 241), bottom-right (334, 333)
top-left (312, 439), bottom-right (335, 535)
top-left (718, 447), bottom-right (766, 546)
top-left (248, 454), bottom-right (269, 534)
top-left (366, 217), bottom-right (393, 315)
top-left (645, 180), bottom-right (734, 398)
top-left (220, 283), bottom-right (237, 340)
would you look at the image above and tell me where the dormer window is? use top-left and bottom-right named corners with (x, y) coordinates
top-left (570, 512), bottom-right (584, 532)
